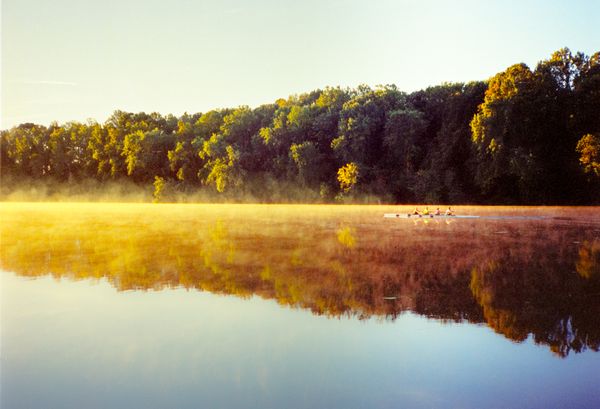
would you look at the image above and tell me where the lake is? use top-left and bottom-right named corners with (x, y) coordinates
top-left (1, 202), bottom-right (600, 409)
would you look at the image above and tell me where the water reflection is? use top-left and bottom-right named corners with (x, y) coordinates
top-left (1, 203), bottom-right (599, 357)
top-left (577, 240), bottom-right (600, 279)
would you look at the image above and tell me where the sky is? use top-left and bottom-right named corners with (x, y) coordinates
top-left (1, 0), bottom-right (599, 129)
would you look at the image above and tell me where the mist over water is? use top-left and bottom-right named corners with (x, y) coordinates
top-left (2, 202), bottom-right (600, 408)
top-left (0, 177), bottom-right (364, 204)
top-left (2, 202), bottom-right (599, 353)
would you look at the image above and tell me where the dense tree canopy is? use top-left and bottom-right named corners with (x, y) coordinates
top-left (2, 48), bottom-right (598, 203)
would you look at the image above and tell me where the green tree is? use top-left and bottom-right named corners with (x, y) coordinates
top-left (289, 141), bottom-right (322, 187)
top-left (409, 82), bottom-right (486, 203)
top-left (0, 130), bottom-right (14, 175)
top-left (469, 49), bottom-right (598, 204)
top-left (333, 85), bottom-right (406, 166)
top-left (71, 121), bottom-right (98, 178)
top-left (382, 108), bottom-right (428, 200)
top-left (167, 110), bottom-right (228, 183)
top-left (48, 123), bottom-right (76, 180)
top-left (2, 123), bottom-right (50, 178)
top-left (122, 129), bottom-right (174, 182)
top-left (572, 52), bottom-right (600, 135)
top-left (470, 63), bottom-right (549, 202)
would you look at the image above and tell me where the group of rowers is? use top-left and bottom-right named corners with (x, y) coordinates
top-left (412, 206), bottom-right (454, 216)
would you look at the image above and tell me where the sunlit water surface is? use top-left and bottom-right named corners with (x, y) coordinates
top-left (2, 202), bottom-right (600, 409)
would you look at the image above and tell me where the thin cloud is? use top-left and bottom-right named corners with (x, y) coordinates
top-left (12, 80), bottom-right (78, 86)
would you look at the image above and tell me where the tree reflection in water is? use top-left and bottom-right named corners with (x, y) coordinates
top-left (1, 203), bottom-right (599, 357)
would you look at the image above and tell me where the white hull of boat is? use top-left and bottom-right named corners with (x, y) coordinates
top-left (383, 213), bottom-right (480, 219)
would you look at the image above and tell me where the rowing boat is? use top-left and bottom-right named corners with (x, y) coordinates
top-left (383, 213), bottom-right (479, 219)
top-left (383, 213), bottom-right (550, 220)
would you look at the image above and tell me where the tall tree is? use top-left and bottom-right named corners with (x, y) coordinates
top-left (2, 123), bottom-right (50, 178)
top-left (471, 63), bottom-right (547, 202)
top-left (332, 85), bottom-right (406, 193)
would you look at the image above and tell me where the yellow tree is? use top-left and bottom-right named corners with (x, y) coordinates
top-left (576, 134), bottom-right (600, 176)
top-left (337, 162), bottom-right (359, 192)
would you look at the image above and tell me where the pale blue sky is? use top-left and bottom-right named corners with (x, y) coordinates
top-left (2, 0), bottom-right (599, 129)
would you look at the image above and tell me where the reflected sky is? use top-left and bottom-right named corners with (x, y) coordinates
top-left (3, 273), bottom-right (600, 409)
top-left (1, 203), bottom-right (600, 408)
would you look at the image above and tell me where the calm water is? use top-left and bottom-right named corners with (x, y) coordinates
top-left (1, 202), bottom-right (600, 409)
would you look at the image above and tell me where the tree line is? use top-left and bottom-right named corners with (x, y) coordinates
top-left (1, 48), bottom-right (599, 204)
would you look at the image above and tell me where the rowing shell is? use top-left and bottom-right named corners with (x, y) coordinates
top-left (383, 213), bottom-right (480, 219)
top-left (384, 214), bottom-right (552, 220)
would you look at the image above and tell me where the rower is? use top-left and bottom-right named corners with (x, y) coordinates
top-left (413, 207), bottom-right (421, 215)
top-left (445, 206), bottom-right (453, 216)
top-left (422, 207), bottom-right (430, 216)
top-left (434, 207), bottom-right (441, 215)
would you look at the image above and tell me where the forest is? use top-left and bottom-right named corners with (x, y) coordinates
top-left (1, 48), bottom-right (599, 204)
